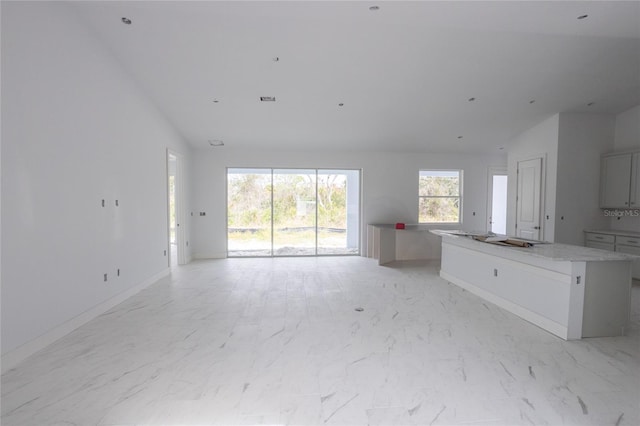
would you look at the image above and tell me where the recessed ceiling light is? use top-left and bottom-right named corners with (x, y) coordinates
top-left (208, 140), bottom-right (224, 147)
top-left (577, 14), bottom-right (589, 20)
top-left (260, 96), bottom-right (276, 102)
top-left (468, 97), bottom-right (476, 102)
top-left (121, 17), bottom-right (132, 25)
top-left (369, 6), bottom-right (380, 11)
top-left (587, 102), bottom-right (595, 106)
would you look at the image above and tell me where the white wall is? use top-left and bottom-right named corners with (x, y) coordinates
top-left (506, 114), bottom-right (559, 241)
top-left (506, 113), bottom-right (619, 244)
top-left (191, 148), bottom-right (506, 259)
top-left (555, 113), bottom-right (615, 245)
top-left (611, 105), bottom-right (640, 231)
top-left (1, 2), bottom-right (192, 365)
top-left (613, 105), bottom-right (640, 151)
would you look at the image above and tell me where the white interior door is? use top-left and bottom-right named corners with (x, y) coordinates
top-left (516, 157), bottom-right (542, 240)
top-left (487, 167), bottom-right (508, 234)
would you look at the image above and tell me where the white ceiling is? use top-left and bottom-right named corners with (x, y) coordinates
top-left (72, 1), bottom-right (640, 153)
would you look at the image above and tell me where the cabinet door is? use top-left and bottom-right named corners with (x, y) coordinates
top-left (615, 244), bottom-right (640, 279)
top-left (600, 154), bottom-right (632, 208)
top-left (631, 153), bottom-right (640, 208)
top-left (585, 232), bottom-right (615, 244)
top-left (585, 240), bottom-right (615, 251)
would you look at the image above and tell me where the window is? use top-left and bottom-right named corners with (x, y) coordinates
top-left (419, 170), bottom-right (462, 223)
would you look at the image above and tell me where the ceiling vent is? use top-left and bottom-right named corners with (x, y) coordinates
top-left (260, 96), bottom-right (276, 102)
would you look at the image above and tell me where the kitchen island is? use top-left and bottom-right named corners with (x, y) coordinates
top-left (432, 230), bottom-right (636, 340)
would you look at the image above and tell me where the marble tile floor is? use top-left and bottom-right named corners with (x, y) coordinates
top-left (2, 257), bottom-right (639, 426)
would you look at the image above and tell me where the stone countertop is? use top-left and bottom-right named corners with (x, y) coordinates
top-left (584, 229), bottom-right (640, 238)
top-left (369, 223), bottom-right (439, 231)
top-left (431, 230), bottom-right (638, 262)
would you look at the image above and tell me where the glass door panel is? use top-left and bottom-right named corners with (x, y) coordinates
top-left (317, 170), bottom-right (360, 255)
top-left (272, 169), bottom-right (317, 256)
top-left (227, 168), bottom-right (273, 256)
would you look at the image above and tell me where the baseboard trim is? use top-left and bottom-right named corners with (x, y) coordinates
top-left (1, 268), bottom-right (170, 374)
top-left (193, 252), bottom-right (227, 259)
top-left (440, 270), bottom-right (569, 340)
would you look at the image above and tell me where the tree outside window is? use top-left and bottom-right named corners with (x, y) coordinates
top-left (419, 170), bottom-right (462, 223)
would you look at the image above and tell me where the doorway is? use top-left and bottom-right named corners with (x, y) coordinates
top-left (487, 167), bottom-right (508, 234)
top-left (167, 150), bottom-right (185, 267)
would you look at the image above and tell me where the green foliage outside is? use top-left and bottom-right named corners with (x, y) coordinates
top-left (227, 172), bottom-right (348, 230)
top-left (419, 174), bottom-right (460, 223)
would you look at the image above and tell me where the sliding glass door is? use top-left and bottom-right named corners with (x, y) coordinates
top-left (317, 170), bottom-right (360, 255)
top-left (226, 169), bottom-right (272, 256)
top-left (227, 168), bottom-right (360, 257)
top-left (273, 169), bottom-right (316, 256)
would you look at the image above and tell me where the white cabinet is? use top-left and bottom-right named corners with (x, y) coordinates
top-left (600, 151), bottom-right (640, 208)
top-left (617, 235), bottom-right (640, 279)
top-left (584, 232), bottom-right (614, 250)
top-left (584, 231), bottom-right (640, 279)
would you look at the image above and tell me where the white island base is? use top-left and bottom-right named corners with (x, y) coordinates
top-left (435, 232), bottom-right (634, 340)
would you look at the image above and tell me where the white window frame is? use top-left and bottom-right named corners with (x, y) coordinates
top-left (418, 169), bottom-right (463, 224)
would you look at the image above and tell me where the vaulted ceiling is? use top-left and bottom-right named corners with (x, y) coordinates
top-left (72, 1), bottom-right (640, 153)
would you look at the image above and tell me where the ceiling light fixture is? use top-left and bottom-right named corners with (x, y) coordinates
top-left (577, 14), bottom-right (589, 20)
top-left (369, 6), bottom-right (380, 11)
top-left (529, 100), bottom-right (535, 104)
top-left (338, 103), bottom-right (344, 107)
top-left (457, 136), bottom-right (463, 139)
top-left (587, 102), bottom-right (595, 106)
top-left (208, 140), bottom-right (224, 147)
top-left (468, 97), bottom-right (476, 102)
top-left (121, 17), bottom-right (132, 25)
top-left (260, 96), bottom-right (276, 102)
top-left (212, 99), bottom-right (219, 103)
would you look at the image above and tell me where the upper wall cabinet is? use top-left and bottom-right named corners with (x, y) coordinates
top-left (600, 151), bottom-right (640, 208)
